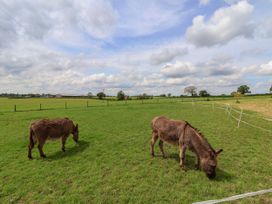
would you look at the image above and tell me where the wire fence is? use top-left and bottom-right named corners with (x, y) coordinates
top-left (196, 102), bottom-right (272, 134)
top-left (193, 188), bottom-right (272, 204)
top-left (0, 97), bottom-right (231, 113)
top-left (0, 98), bottom-right (271, 134)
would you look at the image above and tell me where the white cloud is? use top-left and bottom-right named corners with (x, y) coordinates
top-left (224, 0), bottom-right (241, 5)
top-left (259, 61), bottom-right (272, 75)
top-left (116, 0), bottom-right (186, 37)
top-left (255, 19), bottom-right (272, 39)
top-left (150, 47), bottom-right (188, 65)
top-left (186, 1), bottom-right (254, 47)
top-left (165, 77), bottom-right (189, 85)
top-left (240, 47), bottom-right (266, 57)
top-left (0, 0), bottom-right (118, 50)
top-left (199, 0), bottom-right (211, 6)
top-left (198, 55), bottom-right (237, 76)
top-left (75, 1), bottom-right (118, 39)
top-left (161, 61), bottom-right (196, 78)
top-left (241, 61), bottom-right (272, 76)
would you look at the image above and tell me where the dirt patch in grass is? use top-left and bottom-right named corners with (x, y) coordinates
top-left (220, 98), bottom-right (272, 118)
top-left (238, 102), bottom-right (272, 117)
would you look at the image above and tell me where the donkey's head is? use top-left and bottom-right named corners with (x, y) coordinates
top-left (201, 149), bottom-right (223, 179)
top-left (72, 124), bottom-right (79, 143)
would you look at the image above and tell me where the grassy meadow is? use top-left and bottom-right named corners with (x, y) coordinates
top-left (0, 97), bottom-right (272, 203)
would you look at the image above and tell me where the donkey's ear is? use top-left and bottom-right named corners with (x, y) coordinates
top-left (216, 149), bottom-right (223, 156)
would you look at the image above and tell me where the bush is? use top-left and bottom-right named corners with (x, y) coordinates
top-left (137, 93), bottom-right (153, 100)
top-left (199, 90), bottom-right (210, 97)
top-left (97, 92), bottom-right (106, 100)
top-left (117, 91), bottom-right (125, 100)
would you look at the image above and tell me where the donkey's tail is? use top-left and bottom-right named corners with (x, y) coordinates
top-left (28, 128), bottom-right (35, 159)
top-left (29, 128), bottom-right (35, 147)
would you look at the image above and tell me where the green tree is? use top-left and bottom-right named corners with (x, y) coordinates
top-left (87, 92), bottom-right (93, 98)
top-left (199, 90), bottom-right (210, 97)
top-left (117, 90), bottom-right (125, 100)
top-left (237, 85), bottom-right (251, 95)
top-left (270, 85), bottom-right (272, 93)
top-left (230, 91), bottom-right (237, 96)
top-left (97, 92), bottom-right (106, 100)
top-left (184, 86), bottom-right (197, 96)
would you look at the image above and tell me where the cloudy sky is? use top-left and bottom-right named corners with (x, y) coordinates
top-left (0, 0), bottom-right (271, 95)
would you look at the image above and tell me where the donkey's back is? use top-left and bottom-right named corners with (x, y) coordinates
top-left (151, 116), bottom-right (187, 145)
top-left (31, 118), bottom-right (73, 139)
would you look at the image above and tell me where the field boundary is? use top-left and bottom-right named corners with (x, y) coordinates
top-left (193, 188), bottom-right (272, 204)
top-left (195, 102), bottom-right (272, 134)
top-left (223, 103), bottom-right (272, 133)
top-left (0, 96), bottom-right (266, 113)
top-left (0, 98), bottom-right (271, 134)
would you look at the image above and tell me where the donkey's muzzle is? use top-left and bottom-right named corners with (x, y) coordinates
top-left (207, 172), bottom-right (216, 179)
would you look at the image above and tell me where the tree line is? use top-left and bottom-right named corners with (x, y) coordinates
top-left (1, 85), bottom-right (271, 100)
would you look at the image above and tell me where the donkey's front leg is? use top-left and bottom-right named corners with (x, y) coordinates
top-left (179, 144), bottom-right (187, 171)
top-left (61, 136), bottom-right (68, 152)
top-left (195, 154), bottom-right (200, 170)
top-left (159, 140), bottom-right (166, 158)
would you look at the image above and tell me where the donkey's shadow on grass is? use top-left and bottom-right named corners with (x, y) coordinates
top-left (161, 153), bottom-right (234, 181)
top-left (46, 140), bottom-right (90, 160)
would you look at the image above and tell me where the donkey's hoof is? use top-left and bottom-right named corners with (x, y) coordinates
top-left (41, 155), bottom-right (47, 158)
top-left (151, 153), bottom-right (155, 157)
top-left (180, 166), bottom-right (187, 171)
top-left (62, 148), bottom-right (65, 152)
top-left (28, 156), bottom-right (33, 160)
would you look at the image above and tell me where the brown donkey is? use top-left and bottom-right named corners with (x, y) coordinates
top-left (28, 118), bottom-right (79, 159)
top-left (150, 116), bottom-right (223, 179)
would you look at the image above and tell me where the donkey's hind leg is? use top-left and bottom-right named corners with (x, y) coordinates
top-left (158, 140), bottom-right (166, 158)
top-left (28, 136), bottom-right (36, 159)
top-left (150, 130), bottom-right (158, 157)
top-left (37, 139), bottom-right (46, 158)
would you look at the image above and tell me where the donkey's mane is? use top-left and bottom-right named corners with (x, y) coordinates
top-left (185, 121), bottom-right (216, 153)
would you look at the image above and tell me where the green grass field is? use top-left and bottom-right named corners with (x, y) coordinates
top-left (0, 98), bottom-right (272, 203)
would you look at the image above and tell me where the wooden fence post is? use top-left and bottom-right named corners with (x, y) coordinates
top-left (107, 100), bottom-right (109, 106)
top-left (228, 105), bottom-right (232, 118)
top-left (237, 109), bottom-right (243, 128)
top-left (14, 105), bottom-right (16, 112)
top-left (87, 101), bottom-right (89, 108)
top-left (39, 103), bottom-right (42, 111)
